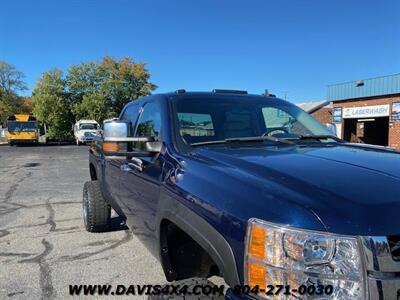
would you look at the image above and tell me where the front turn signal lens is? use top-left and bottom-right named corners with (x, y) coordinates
top-left (249, 224), bottom-right (266, 259)
top-left (103, 142), bottom-right (119, 152)
top-left (248, 263), bottom-right (266, 290)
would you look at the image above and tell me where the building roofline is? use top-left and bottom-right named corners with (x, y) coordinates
top-left (327, 73), bottom-right (400, 87)
top-left (331, 92), bottom-right (400, 103)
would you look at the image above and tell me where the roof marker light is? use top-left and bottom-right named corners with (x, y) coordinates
top-left (263, 90), bottom-right (276, 97)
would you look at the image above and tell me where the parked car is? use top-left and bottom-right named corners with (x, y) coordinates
top-left (84, 90), bottom-right (400, 299)
top-left (73, 119), bottom-right (101, 145)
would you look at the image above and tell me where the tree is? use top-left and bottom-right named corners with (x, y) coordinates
top-left (100, 56), bottom-right (157, 114)
top-left (0, 61), bottom-right (29, 125)
top-left (0, 90), bottom-right (17, 119)
top-left (73, 92), bottom-right (111, 123)
top-left (0, 96), bottom-right (34, 125)
top-left (18, 96), bottom-right (34, 114)
top-left (0, 61), bottom-right (27, 94)
top-left (67, 56), bottom-right (157, 121)
top-left (32, 69), bottom-right (73, 140)
top-left (30, 56), bottom-right (157, 139)
top-left (67, 62), bottom-right (106, 104)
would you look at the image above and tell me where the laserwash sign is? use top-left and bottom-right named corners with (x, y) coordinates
top-left (342, 104), bottom-right (390, 119)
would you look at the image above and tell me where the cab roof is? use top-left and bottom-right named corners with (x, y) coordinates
top-left (75, 119), bottom-right (99, 124)
top-left (163, 89), bottom-right (277, 99)
top-left (123, 90), bottom-right (285, 110)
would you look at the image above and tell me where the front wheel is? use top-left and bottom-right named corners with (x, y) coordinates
top-left (76, 138), bottom-right (81, 146)
top-left (82, 181), bottom-right (111, 232)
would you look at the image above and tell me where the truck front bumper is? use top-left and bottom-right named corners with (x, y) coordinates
top-left (78, 138), bottom-right (94, 143)
top-left (362, 236), bottom-right (400, 299)
top-left (9, 139), bottom-right (37, 143)
top-left (368, 277), bottom-right (400, 299)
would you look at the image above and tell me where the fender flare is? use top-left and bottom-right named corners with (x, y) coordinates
top-left (156, 192), bottom-right (240, 287)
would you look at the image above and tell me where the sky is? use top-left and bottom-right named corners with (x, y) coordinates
top-left (1, 0), bottom-right (399, 103)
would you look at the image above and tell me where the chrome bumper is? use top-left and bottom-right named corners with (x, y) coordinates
top-left (361, 236), bottom-right (400, 299)
top-left (79, 138), bottom-right (94, 142)
top-left (368, 277), bottom-right (400, 300)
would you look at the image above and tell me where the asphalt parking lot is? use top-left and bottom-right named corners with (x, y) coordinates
top-left (0, 145), bottom-right (166, 299)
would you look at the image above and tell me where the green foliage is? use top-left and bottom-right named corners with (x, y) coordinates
top-left (67, 56), bottom-right (157, 119)
top-left (0, 98), bottom-right (14, 125)
top-left (73, 92), bottom-right (112, 123)
top-left (32, 69), bottom-right (74, 140)
top-left (0, 61), bottom-right (27, 93)
top-left (67, 62), bottom-right (106, 104)
top-left (4, 56), bottom-right (157, 139)
top-left (18, 97), bottom-right (34, 114)
top-left (0, 61), bottom-right (31, 125)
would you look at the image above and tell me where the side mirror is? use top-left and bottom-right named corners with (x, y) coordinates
top-left (103, 120), bottom-right (130, 141)
top-left (102, 120), bottom-right (161, 157)
top-left (146, 141), bottom-right (163, 153)
top-left (326, 123), bottom-right (337, 136)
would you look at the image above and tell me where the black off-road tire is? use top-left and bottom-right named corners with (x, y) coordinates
top-left (83, 181), bottom-right (111, 232)
top-left (148, 278), bottom-right (225, 300)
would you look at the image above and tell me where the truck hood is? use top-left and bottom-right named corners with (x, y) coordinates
top-left (192, 143), bottom-right (400, 236)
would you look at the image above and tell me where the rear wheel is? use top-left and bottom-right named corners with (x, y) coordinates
top-left (82, 181), bottom-right (111, 232)
top-left (148, 278), bottom-right (225, 300)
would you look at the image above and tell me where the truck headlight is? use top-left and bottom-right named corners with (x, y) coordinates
top-left (245, 218), bottom-right (365, 299)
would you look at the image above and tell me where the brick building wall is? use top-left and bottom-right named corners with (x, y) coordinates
top-left (311, 108), bottom-right (332, 125)
top-left (332, 95), bottom-right (400, 150)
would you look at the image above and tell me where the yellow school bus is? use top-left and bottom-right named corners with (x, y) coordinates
top-left (6, 114), bottom-right (39, 145)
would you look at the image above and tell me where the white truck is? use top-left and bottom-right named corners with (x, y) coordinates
top-left (73, 120), bottom-right (101, 145)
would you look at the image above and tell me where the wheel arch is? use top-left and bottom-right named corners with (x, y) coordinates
top-left (156, 194), bottom-right (240, 287)
top-left (89, 162), bottom-right (97, 180)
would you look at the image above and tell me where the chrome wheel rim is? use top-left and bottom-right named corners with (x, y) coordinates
top-left (83, 188), bottom-right (88, 226)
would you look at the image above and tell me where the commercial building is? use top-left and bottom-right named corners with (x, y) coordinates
top-left (328, 74), bottom-right (400, 150)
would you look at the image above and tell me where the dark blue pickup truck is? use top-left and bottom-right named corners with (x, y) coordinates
top-left (84, 90), bottom-right (400, 300)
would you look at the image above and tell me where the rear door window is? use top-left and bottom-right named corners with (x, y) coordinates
top-left (134, 102), bottom-right (162, 138)
top-left (132, 101), bottom-right (162, 157)
top-left (121, 103), bottom-right (141, 134)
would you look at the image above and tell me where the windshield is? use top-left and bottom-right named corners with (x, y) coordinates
top-left (174, 96), bottom-right (332, 146)
top-left (8, 121), bottom-right (37, 132)
top-left (79, 123), bottom-right (98, 130)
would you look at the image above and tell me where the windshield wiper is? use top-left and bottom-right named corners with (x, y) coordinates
top-left (284, 134), bottom-right (343, 142)
top-left (189, 136), bottom-right (293, 147)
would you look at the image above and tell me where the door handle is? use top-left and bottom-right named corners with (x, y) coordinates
top-left (120, 158), bottom-right (143, 172)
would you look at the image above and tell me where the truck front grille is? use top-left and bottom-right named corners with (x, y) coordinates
top-left (388, 235), bottom-right (400, 261)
